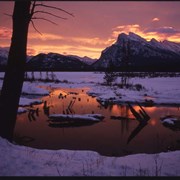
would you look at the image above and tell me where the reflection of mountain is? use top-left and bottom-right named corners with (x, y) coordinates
top-left (92, 32), bottom-right (180, 71)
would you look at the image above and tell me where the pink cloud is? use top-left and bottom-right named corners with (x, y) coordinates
top-left (0, 26), bottom-right (12, 39)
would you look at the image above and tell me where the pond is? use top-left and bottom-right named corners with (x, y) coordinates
top-left (13, 73), bottom-right (180, 157)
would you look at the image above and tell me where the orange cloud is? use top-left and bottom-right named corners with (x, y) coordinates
top-left (111, 24), bottom-right (180, 43)
top-left (112, 24), bottom-right (140, 38)
top-left (28, 32), bottom-right (64, 41)
top-left (152, 17), bottom-right (160, 22)
top-left (30, 44), bottom-right (102, 58)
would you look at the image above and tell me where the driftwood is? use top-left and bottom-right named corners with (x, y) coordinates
top-left (110, 116), bottom-right (135, 121)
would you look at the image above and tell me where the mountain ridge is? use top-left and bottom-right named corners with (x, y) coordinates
top-left (1, 32), bottom-right (180, 71)
top-left (92, 32), bottom-right (180, 71)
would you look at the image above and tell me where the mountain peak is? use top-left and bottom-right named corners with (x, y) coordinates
top-left (128, 32), bottom-right (146, 42)
top-left (116, 33), bottom-right (128, 44)
top-left (115, 32), bottom-right (146, 45)
top-left (150, 38), bottom-right (159, 43)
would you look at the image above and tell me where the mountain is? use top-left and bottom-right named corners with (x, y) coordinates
top-left (67, 55), bottom-right (97, 65)
top-left (26, 52), bottom-right (91, 71)
top-left (0, 47), bottom-right (33, 70)
top-left (92, 32), bottom-right (180, 71)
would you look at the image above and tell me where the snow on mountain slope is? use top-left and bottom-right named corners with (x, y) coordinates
top-left (93, 32), bottom-right (180, 70)
top-left (67, 55), bottom-right (97, 65)
top-left (27, 52), bottom-right (90, 70)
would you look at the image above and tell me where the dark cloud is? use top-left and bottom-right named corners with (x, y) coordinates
top-left (144, 27), bottom-right (180, 34)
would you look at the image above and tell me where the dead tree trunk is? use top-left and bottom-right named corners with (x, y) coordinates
top-left (0, 1), bottom-right (31, 141)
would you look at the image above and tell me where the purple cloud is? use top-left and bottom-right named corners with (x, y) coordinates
top-left (144, 27), bottom-right (180, 34)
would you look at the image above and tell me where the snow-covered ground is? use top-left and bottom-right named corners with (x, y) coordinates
top-left (11, 71), bottom-right (179, 105)
top-left (0, 136), bottom-right (179, 176)
top-left (0, 72), bottom-right (180, 176)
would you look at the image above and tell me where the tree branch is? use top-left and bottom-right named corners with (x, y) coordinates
top-left (30, 1), bottom-right (36, 18)
top-left (35, 3), bottom-right (74, 17)
top-left (3, 13), bottom-right (12, 17)
top-left (30, 20), bottom-right (42, 35)
top-left (33, 11), bottom-right (67, 20)
top-left (32, 17), bottom-right (58, 25)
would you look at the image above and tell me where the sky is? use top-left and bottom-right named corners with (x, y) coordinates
top-left (0, 1), bottom-right (180, 58)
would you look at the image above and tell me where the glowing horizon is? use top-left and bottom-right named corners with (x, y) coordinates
top-left (0, 1), bottom-right (180, 58)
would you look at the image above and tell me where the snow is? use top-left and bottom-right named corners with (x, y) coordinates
top-left (22, 82), bottom-right (49, 95)
top-left (162, 118), bottom-right (176, 125)
top-left (0, 72), bottom-right (180, 176)
top-left (0, 136), bottom-right (179, 176)
top-left (67, 55), bottom-right (97, 65)
top-left (1, 72), bottom-right (180, 106)
top-left (49, 114), bottom-right (104, 122)
top-left (128, 32), bottom-right (147, 42)
top-left (17, 107), bottom-right (27, 114)
top-left (19, 97), bottom-right (42, 107)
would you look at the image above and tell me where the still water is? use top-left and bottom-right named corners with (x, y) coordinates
top-left (14, 86), bottom-right (180, 157)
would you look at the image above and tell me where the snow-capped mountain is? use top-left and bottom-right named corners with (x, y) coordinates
top-left (67, 55), bottom-right (97, 65)
top-left (26, 52), bottom-right (90, 71)
top-left (93, 32), bottom-right (180, 71)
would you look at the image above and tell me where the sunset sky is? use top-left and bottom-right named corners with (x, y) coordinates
top-left (0, 1), bottom-right (180, 58)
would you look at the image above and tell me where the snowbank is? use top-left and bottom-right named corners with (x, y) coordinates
top-left (19, 97), bottom-right (42, 107)
top-left (0, 136), bottom-right (179, 176)
top-left (22, 82), bottom-right (49, 96)
top-left (49, 114), bottom-right (104, 122)
top-left (17, 107), bottom-right (27, 114)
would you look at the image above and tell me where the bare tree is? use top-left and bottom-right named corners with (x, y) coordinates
top-left (0, 1), bottom-right (73, 141)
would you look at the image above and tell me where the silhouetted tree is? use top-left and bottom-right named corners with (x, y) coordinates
top-left (0, 1), bottom-right (73, 141)
top-left (103, 60), bottom-right (117, 86)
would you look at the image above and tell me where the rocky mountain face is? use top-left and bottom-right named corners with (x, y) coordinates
top-left (67, 55), bottom-right (97, 65)
top-left (92, 32), bottom-right (180, 71)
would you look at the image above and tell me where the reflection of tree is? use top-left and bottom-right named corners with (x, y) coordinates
top-left (43, 101), bottom-right (50, 117)
top-left (127, 103), bottom-right (150, 144)
top-left (28, 108), bottom-right (39, 122)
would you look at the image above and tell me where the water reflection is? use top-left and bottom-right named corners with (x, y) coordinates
top-left (14, 86), bottom-right (180, 157)
top-left (127, 103), bottom-right (150, 144)
top-left (28, 108), bottom-right (39, 122)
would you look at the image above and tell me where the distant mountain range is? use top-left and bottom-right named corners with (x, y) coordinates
top-left (0, 32), bottom-right (180, 71)
top-left (26, 53), bottom-right (94, 71)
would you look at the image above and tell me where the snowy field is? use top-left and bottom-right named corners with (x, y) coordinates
top-left (0, 71), bottom-right (180, 176)
top-left (0, 136), bottom-right (180, 176)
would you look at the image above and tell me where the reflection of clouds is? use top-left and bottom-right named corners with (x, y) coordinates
top-left (150, 119), bottom-right (156, 126)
